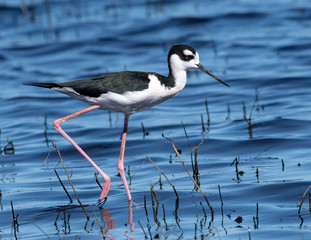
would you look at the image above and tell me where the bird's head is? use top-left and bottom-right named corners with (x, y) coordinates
top-left (168, 45), bottom-right (229, 87)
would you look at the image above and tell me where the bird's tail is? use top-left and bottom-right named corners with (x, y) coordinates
top-left (23, 82), bottom-right (60, 89)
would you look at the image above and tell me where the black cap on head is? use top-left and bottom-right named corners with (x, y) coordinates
top-left (168, 45), bottom-right (197, 63)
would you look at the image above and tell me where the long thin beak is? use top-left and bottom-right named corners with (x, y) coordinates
top-left (197, 63), bottom-right (230, 87)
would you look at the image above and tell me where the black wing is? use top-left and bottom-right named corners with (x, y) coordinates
top-left (25, 71), bottom-right (169, 98)
top-left (61, 71), bottom-right (152, 97)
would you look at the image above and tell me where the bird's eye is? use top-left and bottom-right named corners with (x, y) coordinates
top-left (186, 55), bottom-right (194, 61)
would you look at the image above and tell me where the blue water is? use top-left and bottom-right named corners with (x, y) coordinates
top-left (1, 0), bottom-right (311, 239)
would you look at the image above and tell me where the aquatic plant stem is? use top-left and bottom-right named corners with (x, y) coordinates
top-left (163, 135), bottom-right (214, 218)
top-left (54, 168), bottom-right (73, 203)
top-left (298, 184), bottom-right (311, 214)
top-left (147, 157), bottom-right (179, 199)
top-left (53, 142), bottom-right (89, 219)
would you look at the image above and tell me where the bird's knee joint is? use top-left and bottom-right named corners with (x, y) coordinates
top-left (53, 120), bottom-right (61, 130)
top-left (106, 176), bottom-right (111, 183)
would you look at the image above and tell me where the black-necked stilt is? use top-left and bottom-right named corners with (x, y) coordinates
top-left (25, 44), bottom-right (229, 202)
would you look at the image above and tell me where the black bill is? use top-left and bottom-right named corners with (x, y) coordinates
top-left (197, 63), bottom-right (230, 87)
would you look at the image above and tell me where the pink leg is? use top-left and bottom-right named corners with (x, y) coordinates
top-left (118, 115), bottom-right (132, 201)
top-left (53, 105), bottom-right (111, 201)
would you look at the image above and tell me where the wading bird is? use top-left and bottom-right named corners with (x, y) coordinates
top-left (25, 45), bottom-right (229, 202)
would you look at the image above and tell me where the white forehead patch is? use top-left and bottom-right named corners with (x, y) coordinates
top-left (183, 49), bottom-right (194, 56)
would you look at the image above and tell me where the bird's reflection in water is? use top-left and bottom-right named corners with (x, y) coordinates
top-left (100, 200), bottom-right (135, 239)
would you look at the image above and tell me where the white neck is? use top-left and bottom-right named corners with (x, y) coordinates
top-left (169, 55), bottom-right (188, 93)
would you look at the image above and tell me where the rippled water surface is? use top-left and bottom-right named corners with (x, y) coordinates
top-left (1, 0), bottom-right (311, 239)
